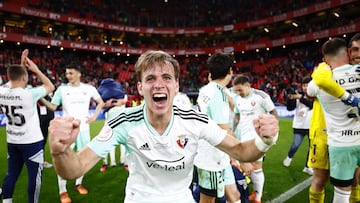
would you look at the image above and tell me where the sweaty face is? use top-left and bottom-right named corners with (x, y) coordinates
top-left (137, 62), bottom-right (179, 116)
top-left (349, 40), bottom-right (360, 65)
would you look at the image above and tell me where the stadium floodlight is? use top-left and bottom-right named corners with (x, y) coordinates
top-left (291, 22), bottom-right (298, 27)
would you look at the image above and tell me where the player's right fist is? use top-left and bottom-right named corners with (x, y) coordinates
top-left (49, 116), bottom-right (80, 155)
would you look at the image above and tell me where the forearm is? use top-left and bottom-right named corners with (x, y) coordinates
top-left (232, 140), bottom-right (265, 162)
top-left (233, 115), bottom-right (239, 132)
top-left (52, 147), bottom-right (85, 180)
top-left (24, 55), bottom-right (54, 94)
top-left (40, 98), bottom-right (58, 111)
top-left (299, 96), bottom-right (313, 109)
top-left (312, 65), bottom-right (345, 98)
top-left (217, 135), bottom-right (265, 162)
top-left (52, 146), bottom-right (100, 180)
top-left (92, 100), bottom-right (104, 119)
top-left (35, 69), bottom-right (55, 94)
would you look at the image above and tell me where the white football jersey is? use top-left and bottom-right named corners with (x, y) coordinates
top-left (0, 85), bottom-right (45, 144)
top-left (311, 64), bottom-right (360, 147)
top-left (88, 104), bottom-right (226, 203)
top-left (233, 88), bottom-right (275, 142)
top-left (173, 92), bottom-right (192, 109)
top-left (52, 83), bottom-right (101, 130)
top-left (292, 98), bottom-right (312, 129)
top-left (195, 82), bottom-right (231, 171)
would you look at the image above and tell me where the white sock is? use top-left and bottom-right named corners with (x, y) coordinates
top-left (57, 175), bottom-right (67, 194)
top-left (333, 187), bottom-right (351, 203)
top-left (250, 168), bottom-right (264, 201)
top-left (120, 145), bottom-right (126, 164)
top-left (3, 198), bottom-right (13, 203)
top-left (75, 176), bottom-right (84, 186)
top-left (103, 156), bottom-right (108, 165)
top-left (110, 148), bottom-right (116, 166)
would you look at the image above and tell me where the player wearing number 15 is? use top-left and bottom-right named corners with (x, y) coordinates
top-left (0, 49), bottom-right (55, 203)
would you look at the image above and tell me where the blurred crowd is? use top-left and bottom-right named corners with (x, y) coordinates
top-left (3, 0), bottom-right (354, 106)
top-left (24, 0), bottom-right (326, 27)
top-left (3, 0), bottom-right (358, 50)
top-left (0, 42), bottom-right (320, 106)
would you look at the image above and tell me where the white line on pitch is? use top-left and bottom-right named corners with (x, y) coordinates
top-left (266, 176), bottom-right (313, 203)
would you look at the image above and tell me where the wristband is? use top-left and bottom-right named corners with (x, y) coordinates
top-left (341, 91), bottom-right (350, 101)
top-left (255, 136), bottom-right (271, 152)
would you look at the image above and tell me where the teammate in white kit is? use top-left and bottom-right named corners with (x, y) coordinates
top-left (173, 91), bottom-right (193, 109)
top-left (307, 38), bottom-right (360, 203)
top-left (232, 74), bottom-right (278, 203)
top-left (0, 49), bottom-right (54, 203)
top-left (195, 52), bottom-right (240, 203)
top-left (48, 50), bottom-right (279, 203)
top-left (40, 65), bottom-right (104, 203)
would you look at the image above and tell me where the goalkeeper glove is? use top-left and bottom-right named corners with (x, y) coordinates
top-left (341, 92), bottom-right (360, 114)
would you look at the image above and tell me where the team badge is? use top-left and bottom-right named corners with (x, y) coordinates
top-left (251, 100), bottom-right (256, 106)
top-left (96, 125), bottom-right (113, 141)
top-left (177, 135), bottom-right (188, 148)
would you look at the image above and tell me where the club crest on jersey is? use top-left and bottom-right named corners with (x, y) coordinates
top-left (177, 135), bottom-right (188, 148)
top-left (96, 125), bottom-right (113, 141)
top-left (251, 100), bottom-right (256, 106)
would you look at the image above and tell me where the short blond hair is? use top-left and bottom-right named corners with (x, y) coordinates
top-left (135, 50), bottom-right (179, 81)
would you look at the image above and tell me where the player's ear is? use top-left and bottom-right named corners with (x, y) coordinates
top-left (22, 73), bottom-right (28, 82)
top-left (137, 81), bottom-right (143, 96)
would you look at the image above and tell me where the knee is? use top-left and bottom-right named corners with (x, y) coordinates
top-left (225, 185), bottom-right (240, 201)
top-left (312, 177), bottom-right (328, 191)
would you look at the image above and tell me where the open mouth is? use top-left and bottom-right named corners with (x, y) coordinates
top-left (153, 93), bottom-right (167, 102)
